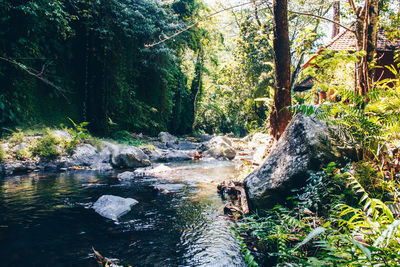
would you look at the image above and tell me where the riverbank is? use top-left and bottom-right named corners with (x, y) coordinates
top-left (0, 128), bottom-right (275, 177)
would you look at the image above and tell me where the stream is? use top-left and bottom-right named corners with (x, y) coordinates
top-left (0, 160), bottom-right (246, 266)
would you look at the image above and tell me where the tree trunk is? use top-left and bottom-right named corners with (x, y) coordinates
top-left (366, 0), bottom-right (380, 82)
top-left (332, 1), bottom-right (340, 38)
top-left (270, 0), bottom-right (292, 140)
top-left (355, 0), bottom-right (380, 97)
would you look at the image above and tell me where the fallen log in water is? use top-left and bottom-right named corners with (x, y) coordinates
top-left (217, 180), bottom-right (249, 219)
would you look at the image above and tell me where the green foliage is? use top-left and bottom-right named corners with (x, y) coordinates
top-left (31, 131), bottom-right (61, 159)
top-left (293, 50), bottom-right (400, 161)
top-left (194, 17), bottom-right (274, 135)
top-left (111, 130), bottom-right (143, 147)
top-left (0, 0), bottom-right (207, 135)
top-left (8, 130), bottom-right (25, 147)
top-left (0, 146), bottom-right (5, 162)
top-left (237, 161), bottom-right (400, 266)
top-left (67, 119), bottom-right (91, 141)
top-left (15, 147), bottom-right (32, 160)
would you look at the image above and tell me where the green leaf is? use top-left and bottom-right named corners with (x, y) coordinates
top-left (293, 227), bottom-right (326, 251)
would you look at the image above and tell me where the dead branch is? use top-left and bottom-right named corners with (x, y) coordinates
top-left (218, 180), bottom-right (250, 218)
top-left (0, 56), bottom-right (69, 98)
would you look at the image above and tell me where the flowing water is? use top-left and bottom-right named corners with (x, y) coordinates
top-left (0, 160), bottom-right (246, 266)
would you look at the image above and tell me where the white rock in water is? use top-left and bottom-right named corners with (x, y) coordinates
top-left (148, 164), bottom-right (172, 174)
top-left (92, 195), bottom-right (138, 221)
top-left (117, 171), bottom-right (136, 180)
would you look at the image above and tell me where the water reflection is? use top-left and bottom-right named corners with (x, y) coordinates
top-left (0, 160), bottom-right (245, 266)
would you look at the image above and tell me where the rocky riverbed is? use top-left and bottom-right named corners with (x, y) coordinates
top-left (0, 130), bottom-right (274, 177)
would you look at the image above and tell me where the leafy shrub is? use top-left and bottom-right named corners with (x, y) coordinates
top-left (67, 119), bottom-right (91, 141)
top-left (8, 130), bottom-right (25, 147)
top-left (31, 131), bottom-right (60, 159)
top-left (15, 148), bottom-right (32, 160)
top-left (236, 163), bottom-right (400, 266)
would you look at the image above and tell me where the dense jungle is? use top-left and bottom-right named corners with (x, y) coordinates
top-left (1, 0), bottom-right (400, 266)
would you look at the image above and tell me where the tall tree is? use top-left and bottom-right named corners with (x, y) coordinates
top-left (270, 0), bottom-right (292, 140)
top-left (332, 1), bottom-right (340, 38)
top-left (353, 0), bottom-right (381, 96)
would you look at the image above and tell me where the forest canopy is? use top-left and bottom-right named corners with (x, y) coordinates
top-left (0, 0), bottom-right (399, 138)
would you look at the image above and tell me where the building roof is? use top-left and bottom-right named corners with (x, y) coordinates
top-left (293, 76), bottom-right (315, 92)
top-left (324, 28), bottom-right (400, 52)
top-left (324, 30), bottom-right (356, 51)
top-left (302, 29), bottom-right (400, 68)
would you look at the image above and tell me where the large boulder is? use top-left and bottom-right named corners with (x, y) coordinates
top-left (158, 132), bottom-right (178, 144)
top-left (160, 150), bottom-right (192, 162)
top-left (244, 114), bottom-right (357, 211)
top-left (92, 195), bottom-right (138, 221)
top-left (71, 144), bottom-right (98, 166)
top-left (112, 146), bottom-right (151, 168)
top-left (203, 136), bottom-right (236, 160)
top-left (90, 141), bottom-right (118, 171)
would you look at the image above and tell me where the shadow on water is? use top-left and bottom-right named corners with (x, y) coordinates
top-left (0, 160), bottom-right (246, 266)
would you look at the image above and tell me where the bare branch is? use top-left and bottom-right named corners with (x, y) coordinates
top-left (0, 56), bottom-right (70, 98)
top-left (287, 10), bottom-right (355, 33)
top-left (145, 0), bottom-right (355, 48)
top-left (145, 1), bottom-right (259, 47)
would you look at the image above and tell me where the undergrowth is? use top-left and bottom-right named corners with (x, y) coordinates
top-left (236, 163), bottom-right (400, 266)
top-left (0, 119), bottom-right (97, 160)
top-left (237, 54), bottom-right (400, 265)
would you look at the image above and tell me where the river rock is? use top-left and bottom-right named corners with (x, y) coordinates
top-left (92, 195), bottom-right (138, 221)
top-left (147, 149), bottom-right (164, 162)
top-left (160, 150), bottom-right (191, 162)
top-left (196, 134), bottom-right (213, 142)
top-left (129, 164), bottom-right (173, 178)
top-left (112, 146), bottom-right (151, 168)
top-left (12, 142), bottom-right (29, 153)
top-left (52, 130), bottom-right (72, 140)
top-left (39, 157), bottom-right (73, 171)
top-left (117, 171), bottom-right (136, 180)
top-left (1, 159), bottom-right (37, 175)
top-left (90, 162), bottom-right (113, 171)
top-left (90, 142), bottom-right (119, 170)
top-left (203, 136), bottom-right (236, 160)
top-left (158, 132), bottom-right (178, 144)
top-left (173, 141), bottom-right (198, 150)
top-left (71, 144), bottom-right (98, 166)
top-left (101, 141), bottom-right (119, 154)
top-left (244, 114), bottom-right (357, 210)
